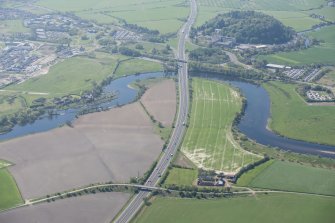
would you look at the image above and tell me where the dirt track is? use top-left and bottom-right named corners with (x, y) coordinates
top-left (141, 79), bottom-right (176, 127)
top-left (0, 192), bottom-right (130, 223)
top-left (0, 80), bottom-right (177, 199)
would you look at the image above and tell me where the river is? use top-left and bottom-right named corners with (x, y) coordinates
top-left (1, 72), bottom-right (335, 158)
top-left (197, 74), bottom-right (335, 158)
top-left (0, 72), bottom-right (167, 141)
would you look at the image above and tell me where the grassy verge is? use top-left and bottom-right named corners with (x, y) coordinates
top-left (0, 169), bottom-right (24, 211)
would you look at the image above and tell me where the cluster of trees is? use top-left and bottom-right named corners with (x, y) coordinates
top-left (189, 61), bottom-right (266, 81)
top-left (189, 48), bottom-right (229, 64)
top-left (0, 108), bottom-right (45, 133)
top-left (233, 156), bottom-right (270, 183)
top-left (195, 11), bottom-right (295, 44)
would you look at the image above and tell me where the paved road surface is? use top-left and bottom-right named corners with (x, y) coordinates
top-left (113, 0), bottom-right (197, 222)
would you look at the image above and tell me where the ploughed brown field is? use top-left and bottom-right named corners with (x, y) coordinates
top-left (0, 192), bottom-right (130, 223)
top-left (0, 79), bottom-right (176, 199)
top-left (141, 79), bottom-right (177, 127)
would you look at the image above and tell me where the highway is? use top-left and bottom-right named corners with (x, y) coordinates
top-left (113, 0), bottom-right (197, 222)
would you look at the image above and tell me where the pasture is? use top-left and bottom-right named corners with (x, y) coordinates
top-left (264, 81), bottom-right (335, 145)
top-left (6, 53), bottom-right (119, 96)
top-left (196, 0), bottom-right (325, 31)
top-left (6, 53), bottom-right (161, 97)
top-left (258, 26), bottom-right (335, 65)
top-left (182, 78), bottom-right (261, 173)
top-left (34, 0), bottom-right (189, 34)
top-left (245, 160), bottom-right (335, 196)
top-left (0, 169), bottom-right (23, 210)
top-left (164, 168), bottom-right (198, 186)
top-left (134, 194), bottom-right (335, 223)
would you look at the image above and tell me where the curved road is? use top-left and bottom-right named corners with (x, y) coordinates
top-left (113, 1), bottom-right (197, 222)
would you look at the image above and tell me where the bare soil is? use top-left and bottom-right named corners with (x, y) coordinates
top-left (0, 102), bottom-right (163, 199)
top-left (0, 192), bottom-right (130, 223)
top-left (141, 79), bottom-right (176, 127)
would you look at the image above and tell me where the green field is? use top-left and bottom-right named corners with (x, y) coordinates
top-left (196, 0), bottom-right (326, 31)
top-left (34, 0), bottom-right (189, 34)
top-left (182, 78), bottom-right (261, 173)
top-left (318, 68), bottom-right (335, 87)
top-left (0, 20), bottom-right (30, 33)
top-left (0, 169), bottom-right (23, 211)
top-left (259, 26), bottom-right (335, 65)
top-left (241, 160), bottom-right (335, 196)
top-left (5, 53), bottom-right (160, 97)
top-left (6, 53), bottom-right (119, 96)
top-left (236, 159), bottom-right (275, 186)
top-left (134, 194), bottom-right (335, 223)
top-left (264, 81), bottom-right (335, 145)
top-left (164, 168), bottom-right (198, 186)
top-left (114, 58), bottom-right (163, 78)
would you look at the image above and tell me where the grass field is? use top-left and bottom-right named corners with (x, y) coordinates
top-left (182, 78), bottom-right (261, 173)
top-left (0, 93), bottom-right (26, 117)
top-left (264, 81), bottom-right (335, 145)
top-left (34, 0), bottom-right (189, 34)
top-left (0, 20), bottom-right (30, 33)
top-left (236, 159), bottom-right (275, 186)
top-left (196, 0), bottom-right (326, 31)
top-left (134, 194), bottom-right (335, 223)
top-left (114, 58), bottom-right (163, 78)
top-left (242, 160), bottom-right (335, 196)
top-left (6, 53), bottom-right (121, 96)
top-left (164, 168), bottom-right (198, 186)
top-left (6, 53), bottom-right (161, 98)
top-left (0, 169), bottom-right (23, 210)
top-left (318, 68), bottom-right (335, 88)
top-left (258, 26), bottom-right (335, 65)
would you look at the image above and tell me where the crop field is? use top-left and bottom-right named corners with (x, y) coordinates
top-left (114, 58), bottom-right (162, 78)
top-left (195, 0), bottom-right (325, 31)
top-left (258, 26), bottom-right (335, 65)
top-left (34, 0), bottom-right (189, 34)
top-left (164, 168), bottom-right (198, 186)
top-left (134, 194), bottom-right (335, 223)
top-left (264, 81), bottom-right (335, 145)
top-left (0, 169), bottom-right (23, 210)
top-left (182, 78), bottom-right (261, 173)
top-left (245, 160), bottom-right (335, 195)
top-left (0, 193), bottom-right (130, 223)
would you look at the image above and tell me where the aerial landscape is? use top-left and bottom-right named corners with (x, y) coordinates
top-left (0, 0), bottom-right (334, 222)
